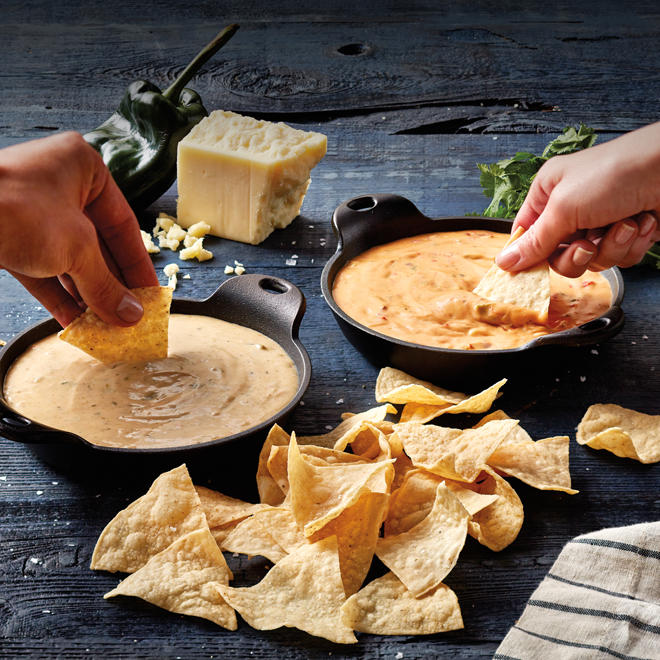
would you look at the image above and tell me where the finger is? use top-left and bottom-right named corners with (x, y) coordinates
top-left (82, 147), bottom-right (158, 288)
top-left (617, 212), bottom-right (658, 268)
top-left (57, 274), bottom-right (84, 307)
top-left (589, 219), bottom-right (639, 271)
top-left (10, 272), bottom-right (83, 328)
top-left (497, 198), bottom-right (576, 272)
top-left (67, 217), bottom-right (145, 327)
top-left (547, 240), bottom-right (598, 278)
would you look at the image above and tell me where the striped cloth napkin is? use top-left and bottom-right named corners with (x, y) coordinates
top-left (494, 521), bottom-right (660, 660)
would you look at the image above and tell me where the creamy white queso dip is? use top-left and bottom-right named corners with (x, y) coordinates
top-left (3, 314), bottom-right (299, 449)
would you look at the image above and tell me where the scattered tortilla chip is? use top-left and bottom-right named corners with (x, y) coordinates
top-left (473, 227), bottom-right (551, 322)
top-left (90, 464), bottom-right (207, 573)
top-left (385, 469), bottom-right (498, 536)
top-left (298, 404), bottom-right (397, 448)
top-left (376, 367), bottom-right (467, 406)
top-left (376, 483), bottom-right (469, 596)
top-left (488, 436), bottom-right (578, 493)
top-left (195, 485), bottom-right (268, 528)
top-left (463, 467), bottom-right (524, 551)
top-left (105, 528), bottom-right (236, 630)
top-left (217, 536), bottom-right (357, 644)
top-left (341, 572), bottom-right (463, 635)
top-left (59, 286), bottom-right (172, 363)
top-left (220, 513), bottom-right (287, 562)
top-left (310, 490), bottom-right (388, 595)
top-left (400, 379), bottom-right (507, 424)
top-left (288, 432), bottom-right (393, 537)
top-left (396, 419), bottom-right (519, 482)
top-left (257, 424), bottom-right (291, 505)
top-left (576, 403), bottom-right (660, 464)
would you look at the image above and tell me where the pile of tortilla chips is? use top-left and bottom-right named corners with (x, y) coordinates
top-left (91, 366), bottom-right (577, 643)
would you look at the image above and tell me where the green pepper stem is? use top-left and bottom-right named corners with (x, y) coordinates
top-left (163, 23), bottom-right (239, 101)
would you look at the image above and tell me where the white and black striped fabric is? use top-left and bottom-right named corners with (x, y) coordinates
top-left (495, 521), bottom-right (660, 660)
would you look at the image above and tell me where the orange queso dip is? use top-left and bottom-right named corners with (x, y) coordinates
top-left (332, 230), bottom-right (612, 350)
top-left (3, 314), bottom-right (299, 448)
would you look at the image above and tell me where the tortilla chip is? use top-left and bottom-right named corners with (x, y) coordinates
top-left (217, 536), bottom-right (357, 644)
top-left (251, 507), bottom-right (306, 554)
top-left (376, 367), bottom-right (467, 406)
top-left (385, 469), bottom-right (498, 536)
top-left (288, 432), bottom-right (394, 537)
top-left (220, 513), bottom-right (287, 562)
top-left (298, 404), bottom-right (397, 448)
top-left (396, 419), bottom-right (519, 482)
top-left (257, 424), bottom-right (291, 505)
top-left (104, 528), bottom-right (236, 630)
top-left (90, 464), bottom-right (207, 573)
top-left (376, 483), bottom-right (469, 596)
top-left (463, 467), bottom-right (524, 551)
top-left (341, 572), bottom-right (463, 635)
top-left (488, 435), bottom-right (578, 493)
top-left (59, 286), bottom-right (172, 363)
top-left (473, 227), bottom-right (551, 321)
top-left (195, 485), bottom-right (268, 528)
top-left (576, 403), bottom-right (660, 464)
top-left (400, 379), bottom-right (507, 424)
top-left (310, 490), bottom-right (388, 596)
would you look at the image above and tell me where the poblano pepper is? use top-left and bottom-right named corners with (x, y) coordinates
top-left (84, 24), bottom-right (239, 211)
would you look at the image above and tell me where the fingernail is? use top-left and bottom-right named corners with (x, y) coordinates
top-left (496, 245), bottom-right (521, 269)
top-left (573, 246), bottom-right (595, 266)
top-left (639, 214), bottom-right (656, 237)
top-left (615, 222), bottom-right (636, 244)
top-left (116, 293), bottom-right (143, 323)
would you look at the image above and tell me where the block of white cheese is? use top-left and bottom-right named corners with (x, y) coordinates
top-left (176, 110), bottom-right (327, 245)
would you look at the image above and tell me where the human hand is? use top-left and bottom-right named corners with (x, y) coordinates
top-left (495, 122), bottom-right (660, 277)
top-left (0, 132), bottom-right (158, 327)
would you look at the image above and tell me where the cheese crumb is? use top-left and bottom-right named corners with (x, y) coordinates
top-left (166, 224), bottom-right (187, 242)
top-left (224, 265), bottom-right (235, 274)
top-left (183, 234), bottom-right (197, 248)
top-left (180, 237), bottom-right (213, 262)
top-left (234, 265), bottom-right (246, 275)
top-left (140, 230), bottom-right (160, 254)
top-left (158, 235), bottom-right (180, 251)
top-left (187, 221), bottom-right (212, 238)
top-left (163, 263), bottom-right (179, 290)
top-left (154, 212), bottom-right (176, 236)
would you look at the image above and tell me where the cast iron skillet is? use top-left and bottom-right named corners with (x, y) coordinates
top-left (0, 274), bottom-right (310, 480)
top-left (321, 194), bottom-right (624, 390)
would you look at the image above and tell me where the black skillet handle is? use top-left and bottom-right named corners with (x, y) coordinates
top-left (533, 305), bottom-right (625, 348)
top-left (332, 194), bottom-right (426, 251)
top-left (203, 274), bottom-right (307, 339)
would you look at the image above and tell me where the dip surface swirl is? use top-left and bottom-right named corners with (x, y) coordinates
top-left (332, 230), bottom-right (612, 350)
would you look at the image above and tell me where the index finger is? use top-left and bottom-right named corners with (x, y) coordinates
top-left (81, 147), bottom-right (158, 288)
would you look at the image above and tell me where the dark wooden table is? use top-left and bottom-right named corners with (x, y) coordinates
top-left (1, 2), bottom-right (659, 657)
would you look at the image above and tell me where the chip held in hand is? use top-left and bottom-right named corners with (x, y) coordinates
top-left (473, 227), bottom-right (551, 322)
top-left (59, 286), bottom-right (172, 363)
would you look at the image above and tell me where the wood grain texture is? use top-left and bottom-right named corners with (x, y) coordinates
top-left (1, 2), bottom-right (660, 658)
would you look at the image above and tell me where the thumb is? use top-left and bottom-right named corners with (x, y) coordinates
top-left (496, 195), bottom-right (575, 272)
top-left (68, 236), bottom-right (144, 326)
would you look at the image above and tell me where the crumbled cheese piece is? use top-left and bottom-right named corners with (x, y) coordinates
top-left (158, 235), bottom-right (180, 251)
top-left (234, 265), bottom-right (246, 275)
top-left (140, 230), bottom-right (160, 254)
top-left (183, 274), bottom-right (191, 279)
top-left (234, 260), bottom-right (244, 267)
top-left (183, 234), bottom-right (197, 249)
top-left (166, 224), bottom-right (187, 242)
top-left (180, 237), bottom-right (213, 262)
top-left (154, 213), bottom-right (176, 235)
top-left (285, 258), bottom-right (297, 266)
top-left (224, 265), bottom-right (235, 275)
top-left (163, 263), bottom-right (180, 290)
top-left (186, 221), bottom-right (212, 238)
